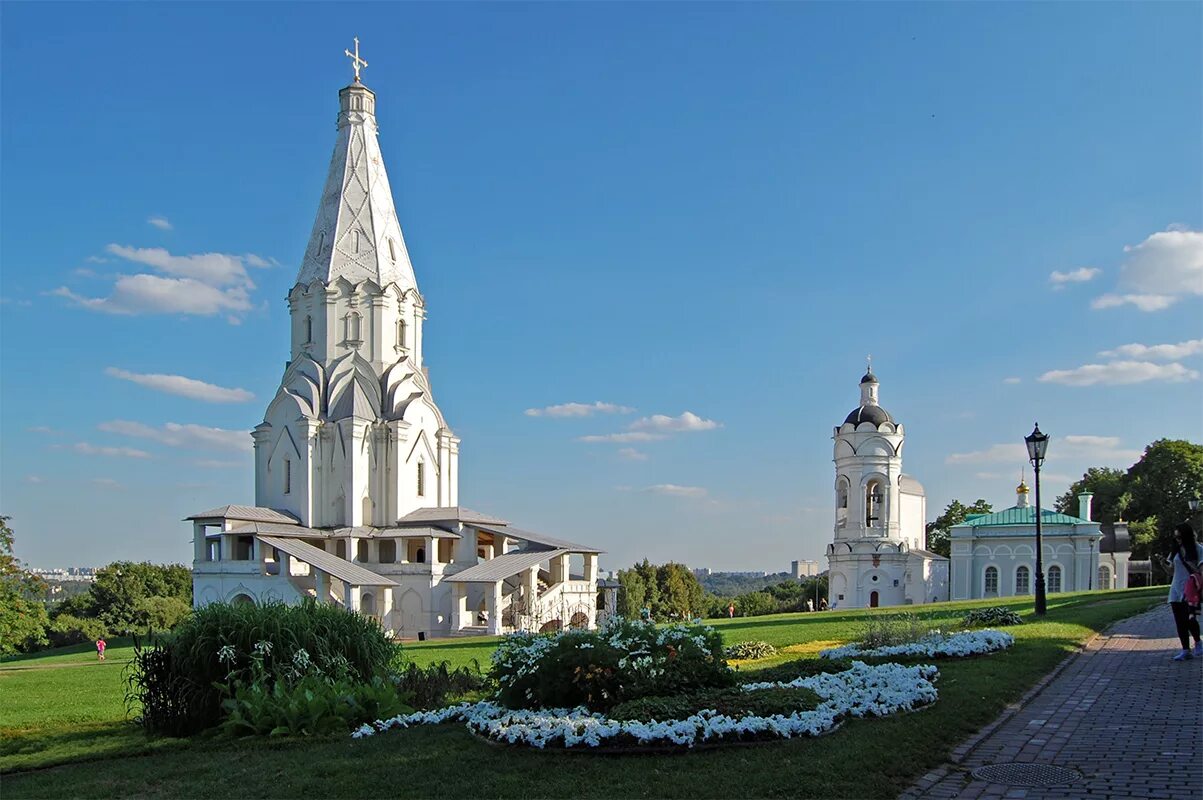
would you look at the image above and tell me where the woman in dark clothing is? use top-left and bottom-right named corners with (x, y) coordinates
top-left (1167, 522), bottom-right (1203, 661)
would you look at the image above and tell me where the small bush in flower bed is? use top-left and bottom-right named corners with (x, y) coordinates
top-left (737, 657), bottom-right (853, 685)
top-left (608, 685), bottom-right (820, 722)
top-left (390, 657), bottom-right (492, 710)
top-left (491, 617), bottom-right (734, 712)
top-left (961, 607), bottom-right (1023, 627)
top-left (724, 640), bottom-right (777, 660)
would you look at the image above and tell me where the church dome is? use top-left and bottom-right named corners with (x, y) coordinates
top-left (844, 404), bottom-right (894, 426)
top-left (860, 370), bottom-right (878, 384)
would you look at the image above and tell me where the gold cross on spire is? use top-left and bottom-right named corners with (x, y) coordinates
top-left (345, 37), bottom-right (368, 82)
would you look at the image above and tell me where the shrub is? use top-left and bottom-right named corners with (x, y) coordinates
top-left (609, 685), bottom-right (820, 722)
top-left (390, 657), bottom-right (491, 710)
top-left (724, 640), bottom-right (777, 660)
top-left (858, 612), bottom-right (935, 649)
top-left (220, 674), bottom-right (408, 737)
top-left (961, 607), bottom-right (1023, 627)
top-left (126, 599), bottom-right (395, 736)
top-left (736, 657), bottom-right (852, 685)
top-left (47, 613), bottom-right (107, 647)
top-left (492, 617), bottom-right (734, 711)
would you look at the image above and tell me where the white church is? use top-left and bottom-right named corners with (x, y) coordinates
top-left (825, 368), bottom-right (949, 608)
top-left (188, 44), bottom-right (603, 639)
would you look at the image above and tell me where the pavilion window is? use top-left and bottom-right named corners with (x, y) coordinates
top-left (284, 459), bottom-right (291, 494)
top-left (1098, 566), bottom-right (1110, 589)
top-left (984, 566), bottom-right (998, 596)
top-left (1048, 565), bottom-right (1062, 593)
top-left (378, 540), bottom-right (396, 563)
top-left (356, 540), bottom-right (369, 562)
top-left (417, 461), bottom-right (425, 497)
top-left (1015, 565), bottom-right (1031, 594)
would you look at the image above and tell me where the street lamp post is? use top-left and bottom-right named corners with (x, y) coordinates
top-left (1025, 423), bottom-right (1050, 616)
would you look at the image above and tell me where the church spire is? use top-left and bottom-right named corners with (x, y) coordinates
top-left (296, 40), bottom-right (418, 291)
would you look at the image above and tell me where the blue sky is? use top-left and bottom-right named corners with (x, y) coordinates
top-left (2, 2), bottom-right (1200, 572)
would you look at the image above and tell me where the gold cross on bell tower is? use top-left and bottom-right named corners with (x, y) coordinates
top-left (345, 37), bottom-right (368, 82)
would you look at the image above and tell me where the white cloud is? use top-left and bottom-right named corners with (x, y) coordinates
top-left (1098, 339), bottom-right (1203, 361)
top-left (1038, 361), bottom-right (1199, 386)
top-left (50, 244), bottom-right (272, 321)
top-left (68, 442), bottom-right (153, 459)
top-left (99, 420), bottom-right (251, 452)
top-left (1049, 267), bottom-right (1100, 288)
top-left (948, 435), bottom-right (1141, 466)
top-left (105, 367), bottom-right (254, 403)
top-left (640, 484), bottom-right (709, 498)
top-left (525, 401), bottom-right (634, 418)
top-left (85, 255), bottom-right (110, 264)
top-left (90, 478), bottom-right (124, 490)
top-left (25, 475), bottom-right (44, 484)
top-left (1092, 227), bottom-right (1203, 312)
top-left (147, 216), bottom-right (173, 231)
top-left (72, 268), bottom-right (98, 278)
top-left (617, 448), bottom-right (648, 461)
top-left (1002, 377), bottom-right (1022, 385)
top-left (629, 411), bottom-right (720, 433)
top-left (577, 431), bottom-right (666, 444)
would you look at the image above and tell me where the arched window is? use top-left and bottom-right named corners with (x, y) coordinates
top-left (388, 238), bottom-right (397, 262)
top-left (353, 229), bottom-right (361, 254)
top-left (415, 547), bottom-right (426, 564)
top-left (984, 566), bottom-right (999, 597)
top-left (1048, 565), bottom-right (1062, 593)
top-left (315, 231), bottom-right (325, 256)
top-left (865, 481), bottom-right (883, 527)
top-left (836, 480), bottom-right (849, 528)
top-left (360, 592), bottom-right (376, 615)
top-left (304, 315), bottom-right (313, 345)
top-left (344, 311), bottom-right (361, 343)
top-left (1098, 566), bottom-right (1111, 590)
top-left (283, 459), bottom-right (291, 495)
top-left (397, 318), bottom-right (407, 349)
top-left (416, 461), bottom-right (425, 497)
top-left (1016, 565), bottom-right (1031, 594)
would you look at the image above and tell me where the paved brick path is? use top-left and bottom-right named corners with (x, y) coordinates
top-left (900, 607), bottom-right (1203, 800)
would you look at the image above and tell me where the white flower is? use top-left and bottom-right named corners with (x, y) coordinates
top-left (217, 645), bottom-right (236, 664)
top-left (819, 629), bottom-right (1014, 660)
top-left (253, 640), bottom-right (273, 656)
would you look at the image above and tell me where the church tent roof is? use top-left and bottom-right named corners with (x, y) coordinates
top-left (446, 549), bottom-right (571, 583)
top-left (258, 535), bottom-right (398, 587)
top-left (186, 505), bottom-right (300, 524)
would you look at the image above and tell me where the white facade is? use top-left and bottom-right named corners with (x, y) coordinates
top-left (190, 61), bottom-right (601, 638)
top-left (949, 488), bottom-right (1120, 601)
top-left (825, 369), bottom-right (948, 609)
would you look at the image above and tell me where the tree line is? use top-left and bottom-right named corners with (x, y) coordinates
top-left (614, 559), bottom-right (828, 621)
top-left (0, 516), bottom-right (192, 656)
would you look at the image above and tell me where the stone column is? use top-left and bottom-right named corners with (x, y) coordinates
top-left (380, 588), bottom-right (394, 632)
top-left (487, 582), bottom-right (503, 635)
top-left (193, 522), bottom-right (208, 564)
top-left (315, 570), bottom-right (330, 605)
top-left (344, 583), bottom-right (361, 612)
top-left (584, 553), bottom-right (598, 583)
top-left (450, 583), bottom-right (467, 631)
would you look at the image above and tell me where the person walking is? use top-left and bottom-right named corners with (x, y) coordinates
top-left (1166, 522), bottom-right (1203, 661)
top-left (96, 637), bottom-right (106, 661)
top-left (727, 602), bottom-right (735, 619)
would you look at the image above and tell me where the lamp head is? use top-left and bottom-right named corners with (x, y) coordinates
top-left (1025, 423), bottom-right (1049, 466)
top-left (1190, 497), bottom-right (1200, 513)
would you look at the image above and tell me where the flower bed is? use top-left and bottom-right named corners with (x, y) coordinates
top-left (352, 661), bottom-right (939, 749)
top-left (819, 629), bottom-right (1014, 660)
top-left (961, 607), bottom-right (1023, 627)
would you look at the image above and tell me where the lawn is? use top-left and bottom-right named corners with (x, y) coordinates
top-left (2, 587), bottom-right (1164, 799)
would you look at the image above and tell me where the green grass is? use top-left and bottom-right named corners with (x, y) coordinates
top-left (2, 587), bottom-right (1163, 798)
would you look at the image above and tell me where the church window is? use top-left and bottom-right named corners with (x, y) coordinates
top-left (344, 311), bottom-right (362, 343)
top-left (416, 461), bottom-right (425, 497)
top-left (865, 481), bottom-right (883, 527)
top-left (353, 229), bottom-right (361, 254)
top-left (388, 238), bottom-right (396, 262)
top-left (1016, 565), bottom-right (1031, 594)
top-left (984, 566), bottom-right (998, 597)
top-left (304, 315), bottom-right (313, 345)
top-left (1048, 565), bottom-right (1062, 593)
top-left (284, 459), bottom-right (291, 494)
top-left (316, 231), bottom-right (325, 256)
top-left (397, 318), bottom-right (407, 349)
top-left (1098, 566), bottom-right (1110, 589)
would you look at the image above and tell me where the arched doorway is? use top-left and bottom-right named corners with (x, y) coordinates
top-left (869, 591), bottom-right (879, 608)
top-left (231, 593), bottom-right (254, 606)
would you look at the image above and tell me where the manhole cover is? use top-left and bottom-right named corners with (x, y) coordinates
top-left (971, 763), bottom-right (1082, 787)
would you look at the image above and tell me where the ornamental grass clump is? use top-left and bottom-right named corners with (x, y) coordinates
top-left (858, 612), bottom-right (936, 650)
top-left (491, 617), bottom-right (733, 712)
top-left (127, 599), bottom-right (397, 736)
top-left (961, 607), bottom-right (1023, 627)
top-left (724, 640), bottom-right (777, 660)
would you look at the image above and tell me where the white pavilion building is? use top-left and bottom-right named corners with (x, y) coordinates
top-left (188, 47), bottom-right (602, 639)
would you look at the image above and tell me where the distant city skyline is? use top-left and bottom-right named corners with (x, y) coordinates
top-left (1, 3), bottom-right (1199, 572)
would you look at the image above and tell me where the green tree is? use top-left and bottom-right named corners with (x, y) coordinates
top-left (1124, 439), bottom-right (1203, 579)
top-left (925, 499), bottom-right (993, 558)
top-left (0, 516), bottom-right (50, 655)
top-left (1055, 467), bottom-right (1129, 522)
top-left (655, 563), bottom-right (704, 619)
top-left (81, 561), bottom-right (192, 634)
